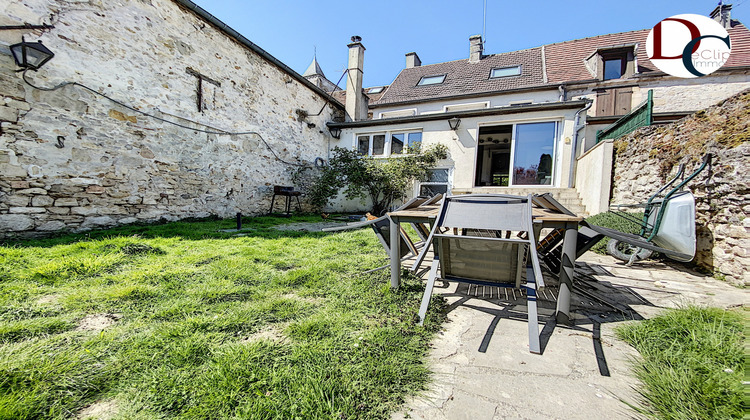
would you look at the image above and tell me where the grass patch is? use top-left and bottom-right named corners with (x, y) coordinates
top-left (616, 306), bottom-right (745, 420)
top-left (0, 215), bottom-right (445, 419)
top-left (585, 211), bottom-right (643, 254)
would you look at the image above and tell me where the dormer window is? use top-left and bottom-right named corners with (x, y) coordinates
top-left (490, 65), bottom-right (521, 78)
top-left (603, 58), bottom-right (624, 80)
top-left (417, 75), bottom-right (446, 86)
top-left (585, 45), bottom-right (636, 81)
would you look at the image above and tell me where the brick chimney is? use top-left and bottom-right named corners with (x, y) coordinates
top-left (405, 52), bottom-right (421, 68)
top-left (469, 35), bottom-right (483, 63)
top-left (710, 3), bottom-right (733, 29)
top-left (346, 36), bottom-right (368, 121)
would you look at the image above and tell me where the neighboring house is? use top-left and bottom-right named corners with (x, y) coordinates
top-left (327, 3), bottom-right (750, 215)
top-left (302, 54), bottom-right (341, 94)
top-left (0, 0), bottom-right (343, 237)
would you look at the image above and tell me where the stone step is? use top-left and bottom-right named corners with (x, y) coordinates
top-left (451, 187), bottom-right (588, 217)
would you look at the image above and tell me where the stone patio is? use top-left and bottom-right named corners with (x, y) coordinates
top-left (393, 253), bottom-right (747, 420)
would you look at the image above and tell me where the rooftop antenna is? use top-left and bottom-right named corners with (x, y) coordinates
top-left (482, 0), bottom-right (487, 46)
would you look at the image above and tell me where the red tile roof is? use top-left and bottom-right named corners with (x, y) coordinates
top-left (544, 23), bottom-right (750, 83)
top-left (725, 23), bottom-right (750, 67)
top-left (373, 22), bottom-right (750, 106)
top-left (375, 48), bottom-right (545, 106)
top-left (544, 29), bottom-right (651, 83)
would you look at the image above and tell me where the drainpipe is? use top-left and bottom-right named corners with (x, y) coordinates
top-left (568, 100), bottom-right (593, 188)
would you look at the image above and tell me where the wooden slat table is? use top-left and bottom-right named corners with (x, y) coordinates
top-left (388, 204), bottom-right (584, 325)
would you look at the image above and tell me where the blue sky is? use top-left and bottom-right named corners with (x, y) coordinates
top-left (193, 1), bottom-right (748, 88)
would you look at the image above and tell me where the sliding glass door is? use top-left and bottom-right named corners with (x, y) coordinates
top-left (512, 122), bottom-right (557, 185)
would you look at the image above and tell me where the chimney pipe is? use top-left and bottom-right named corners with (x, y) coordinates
top-left (405, 52), bottom-right (421, 68)
top-left (346, 36), bottom-right (368, 121)
top-left (469, 35), bottom-right (483, 63)
top-left (710, 3), bottom-right (732, 29)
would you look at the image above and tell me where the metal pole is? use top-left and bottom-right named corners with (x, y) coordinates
top-left (555, 221), bottom-right (578, 325)
top-left (390, 216), bottom-right (400, 289)
top-left (236, 212), bottom-right (242, 230)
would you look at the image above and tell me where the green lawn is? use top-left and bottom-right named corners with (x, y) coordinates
top-left (0, 215), bottom-right (445, 419)
top-left (616, 306), bottom-right (746, 420)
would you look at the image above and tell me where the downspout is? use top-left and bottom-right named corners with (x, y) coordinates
top-left (568, 100), bottom-right (593, 188)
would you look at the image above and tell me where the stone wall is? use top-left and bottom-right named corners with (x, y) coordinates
top-left (611, 89), bottom-right (750, 286)
top-left (0, 0), bottom-right (341, 238)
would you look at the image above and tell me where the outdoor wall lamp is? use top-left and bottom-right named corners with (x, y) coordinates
top-left (9, 37), bottom-right (55, 71)
top-left (448, 117), bottom-right (461, 131)
top-left (328, 126), bottom-right (342, 139)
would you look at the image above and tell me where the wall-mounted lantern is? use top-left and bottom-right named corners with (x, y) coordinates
top-left (329, 126), bottom-right (342, 139)
top-left (9, 37), bottom-right (55, 71)
top-left (448, 117), bottom-right (461, 131)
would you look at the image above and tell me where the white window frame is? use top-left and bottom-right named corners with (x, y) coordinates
top-left (416, 166), bottom-right (453, 197)
top-left (354, 129), bottom-right (423, 157)
top-left (474, 118), bottom-right (561, 188)
top-left (378, 108), bottom-right (417, 119)
top-left (417, 74), bottom-right (446, 86)
top-left (356, 133), bottom-right (387, 156)
top-left (388, 130), bottom-right (423, 155)
top-left (490, 65), bottom-right (522, 79)
top-left (443, 101), bottom-right (490, 113)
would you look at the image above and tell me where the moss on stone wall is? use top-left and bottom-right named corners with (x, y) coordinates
top-left (611, 89), bottom-right (750, 286)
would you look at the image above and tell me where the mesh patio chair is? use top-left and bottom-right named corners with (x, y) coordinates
top-left (416, 194), bottom-right (545, 354)
top-left (410, 193), bottom-right (526, 273)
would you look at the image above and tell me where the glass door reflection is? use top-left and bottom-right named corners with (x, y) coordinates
top-left (512, 122), bottom-right (556, 185)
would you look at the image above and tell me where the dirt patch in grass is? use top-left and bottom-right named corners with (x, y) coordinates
top-left (119, 243), bottom-right (165, 255)
top-left (272, 221), bottom-right (346, 232)
top-left (282, 292), bottom-right (325, 305)
top-left (36, 294), bottom-right (60, 305)
top-left (77, 399), bottom-right (118, 420)
top-left (241, 325), bottom-right (289, 345)
top-left (76, 313), bottom-right (122, 332)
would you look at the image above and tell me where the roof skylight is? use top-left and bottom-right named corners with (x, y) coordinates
top-left (490, 66), bottom-right (522, 79)
top-left (417, 75), bottom-right (446, 86)
top-left (368, 86), bottom-right (384, 93)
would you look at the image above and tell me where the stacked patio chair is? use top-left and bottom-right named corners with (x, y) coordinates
top-left (415, 194), bottom-right (545, 354)
top-left (532, 193), bottom-right (605, 273)
top-left (407, 193), bottom-right (443, 242)
top-left (322, 195), bottom-right (441, 261)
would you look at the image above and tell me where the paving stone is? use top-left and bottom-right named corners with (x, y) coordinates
top-left (394, 253), bottom-right (748, 420)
